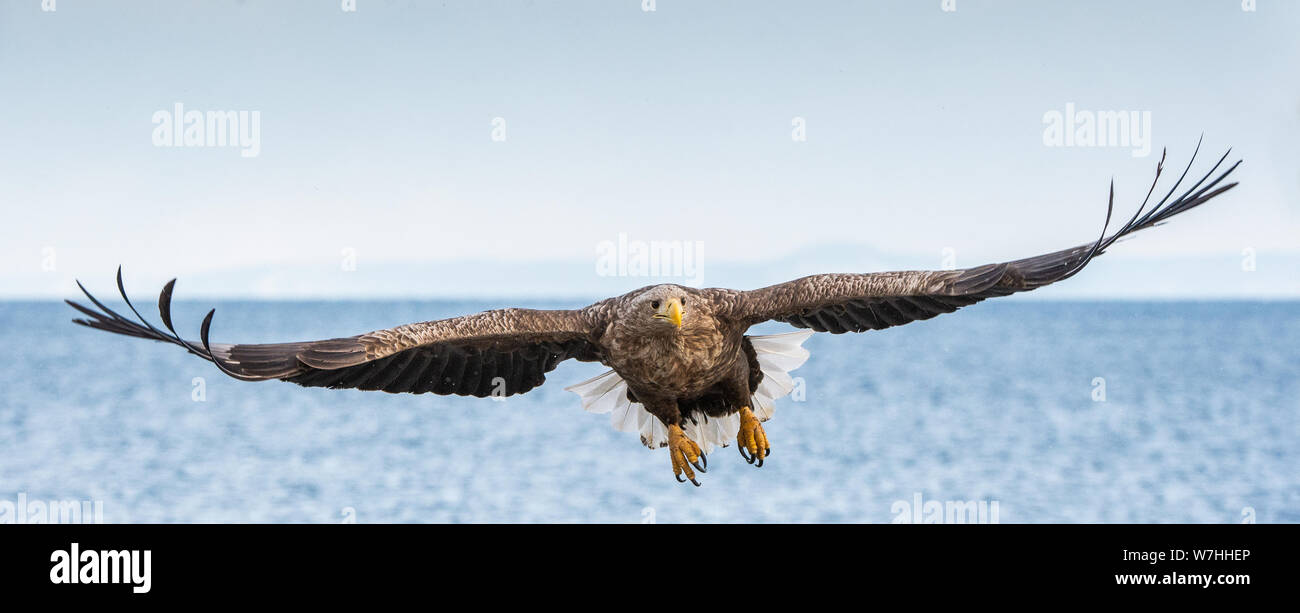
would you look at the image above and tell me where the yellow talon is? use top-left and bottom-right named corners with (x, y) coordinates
top-left (668, 424), bottom-right (704, 486)
top-left (737, 406), bottom-right (769, 467)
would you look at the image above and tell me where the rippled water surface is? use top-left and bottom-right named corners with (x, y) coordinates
top-left (1, 299), bottom-right (1296, 523)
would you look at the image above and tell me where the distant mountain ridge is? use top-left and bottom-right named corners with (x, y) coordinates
top-left (5, 243), bottom-right (1297, 300)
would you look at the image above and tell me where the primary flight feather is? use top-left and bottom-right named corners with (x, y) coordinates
top-left (69, 144), bottom-right (1240, 486)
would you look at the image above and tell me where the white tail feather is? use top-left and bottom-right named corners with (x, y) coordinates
top-left (564, 330), bottom-right (813, 452)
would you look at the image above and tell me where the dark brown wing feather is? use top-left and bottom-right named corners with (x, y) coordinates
top-left (68, 271), bottom-right (606, 397)
top-left (733, 144), bottom-right (1241, 333)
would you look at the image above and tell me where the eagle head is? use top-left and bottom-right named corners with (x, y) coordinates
top-left (632, 284), bottom-right (692, 333)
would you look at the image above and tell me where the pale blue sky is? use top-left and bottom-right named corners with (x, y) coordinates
top-left (1, 0), bottom-right (1296, 298)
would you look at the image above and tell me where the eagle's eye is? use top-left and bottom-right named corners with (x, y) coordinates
top-left (681, 298), bottom-right (686, 307)
top-left (651, 301), bottom-right (660, 309)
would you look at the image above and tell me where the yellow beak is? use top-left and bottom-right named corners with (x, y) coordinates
top-left (655, 298), bottom-right (683, 328)
top-left (667, 298), bottom-right (683, 328)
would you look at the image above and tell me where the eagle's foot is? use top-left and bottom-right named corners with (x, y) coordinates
top-left (668, 424), bottom-right (706, 486)
top-left (736, 406), bottom-right (770, 467)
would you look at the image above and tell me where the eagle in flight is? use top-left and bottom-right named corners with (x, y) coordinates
top-left (69, 145), bottom-right (1239, 486)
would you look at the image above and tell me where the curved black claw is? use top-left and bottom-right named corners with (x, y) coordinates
top-left (675, 472), bottom-right (687, 483)
top-left (688, 451), bottom-right (707, 474)
top-left (687, 476), bottom-right (701, 487)
top-left (755, 453), bottom-right (764, 468)
top-left (739, 445), bottom-right (755, 465)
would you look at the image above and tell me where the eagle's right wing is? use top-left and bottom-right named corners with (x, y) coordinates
top-left (69, 274), bottom-right (609, 397)
top-left (728, 144), bottom-right (1240, 333)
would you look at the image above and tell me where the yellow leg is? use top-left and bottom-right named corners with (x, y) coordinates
top-left (736, 406), bottom-right (770, 467)
top-left (668, 424), bottom-right (706, 486)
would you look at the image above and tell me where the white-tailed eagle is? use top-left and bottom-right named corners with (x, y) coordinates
top-left (69, 145), bottom-right (1240, 486)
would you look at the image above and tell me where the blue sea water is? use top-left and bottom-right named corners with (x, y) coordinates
top-left (0, 299), bottom-right (1296, 523)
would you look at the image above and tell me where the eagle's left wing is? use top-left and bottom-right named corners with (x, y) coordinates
top-left (728, 146), bottom-right (1240, 333)
top-left (68, 273), bottom-right (608, 397)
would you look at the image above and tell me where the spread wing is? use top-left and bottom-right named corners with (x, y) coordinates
top-left (731, 145), bottom-right (1241, 333)
top-left (68, 272), bottom-right (607, 397)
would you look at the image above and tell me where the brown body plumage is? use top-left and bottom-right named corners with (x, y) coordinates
top-left (67, 145), bottom-right (1241, 485)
